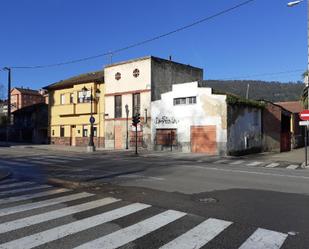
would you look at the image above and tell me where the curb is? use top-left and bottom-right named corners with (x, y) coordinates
top-left (46, 177), bottom-right (104, 189)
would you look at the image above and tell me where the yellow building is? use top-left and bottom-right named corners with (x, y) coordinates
top-left (44, 71), bottom-right (105, 147)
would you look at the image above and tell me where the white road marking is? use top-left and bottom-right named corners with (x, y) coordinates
top-left (0, 203), bottom-right (150, 249)
top-left (238, 228), bottom-right (288, 249)
top-left (0, 188), bottom-right (71, 205)
top-left (265, 163), bottom-right (280, 168)
top-left (214, 160), bottom-right (229, 164)
top-left (0, 182), bottom-right (34, 190)
top-left (246, 161), bottom-right (263, 166)
top-left (286, 165), bottom-right (299, 170)
top-left (229, 160), bottom-right (245, 165)
top-left (0, 185), bottom-right (50, 196)
top-left (74, 210), bottom-right (187, 249)
top-left (0, 192), bottom-right (93, 217)
top-left (159, 218), bottom-right (232, 249)
top-left (0, 197), bottom-right (120, 233)
top-left (0, 179), bottom-right (16, 185)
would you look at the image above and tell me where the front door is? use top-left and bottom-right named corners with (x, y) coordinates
top-left (71, 126), bottom-right (76, 146)
top-left (115, 125), bottom-right (122, 149)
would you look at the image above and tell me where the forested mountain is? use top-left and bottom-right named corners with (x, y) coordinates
top-left (201, 80), bottom-right (304, 102)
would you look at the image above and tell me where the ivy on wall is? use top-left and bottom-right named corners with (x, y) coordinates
top-left (226, 94), bottom-right (265, 109)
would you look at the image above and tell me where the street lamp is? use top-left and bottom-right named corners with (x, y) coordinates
top-left (3, 67), bottom-right (11, 143)
top-left (287, 0), bottom-right (309, 108)
top-left (82, 86), bottom-right (100, 152)
top-left (125, 104), bottom-right (129, 149)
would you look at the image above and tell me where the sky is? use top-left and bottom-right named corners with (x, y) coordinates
top-left (0, 0), bottom-right (307, 93)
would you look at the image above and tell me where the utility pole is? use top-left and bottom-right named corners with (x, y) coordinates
top-left (246, 83), bottom-right (250, 99)
top-left (3, 67), bottom-right (11, 142)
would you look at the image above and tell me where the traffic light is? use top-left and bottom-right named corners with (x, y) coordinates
top-left (132, 113), bottom-right (140, 127)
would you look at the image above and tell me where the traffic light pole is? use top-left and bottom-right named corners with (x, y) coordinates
top-left (135, 124), bottom-right (138, 155)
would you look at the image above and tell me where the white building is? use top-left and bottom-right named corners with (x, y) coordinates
top-left (151, 82), bottom-right (262, 155)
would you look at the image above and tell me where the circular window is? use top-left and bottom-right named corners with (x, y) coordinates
top-left (133, 69), bottom-right (140, 78)
top-left (115, 72), bottom-right (121, 80)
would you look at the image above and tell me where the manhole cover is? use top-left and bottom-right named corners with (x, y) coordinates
top-left (198, 197), bottom-right (218, 203)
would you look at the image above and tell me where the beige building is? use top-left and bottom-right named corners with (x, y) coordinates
top-left (44, 71), bottom-right (105, 147)
top-left (104, 56), bottom-right (203, 149)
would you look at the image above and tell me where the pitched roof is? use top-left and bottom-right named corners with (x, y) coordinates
top-left (12, 87), bottom-right (42, 96)
top-left (44, 70), bottom-right (104, 90)
top-left (275, 101), bottom-right (304, 113)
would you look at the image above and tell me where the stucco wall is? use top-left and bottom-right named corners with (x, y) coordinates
top-left (104, 58), bottom-right (152, 149)
top-left (151, 82), bottom-right (227, 154)
top-left (227, 105), bottom-right (262, 155)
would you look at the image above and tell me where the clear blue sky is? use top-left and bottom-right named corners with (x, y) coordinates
top-left (0, 0), bottom-right (307, 92)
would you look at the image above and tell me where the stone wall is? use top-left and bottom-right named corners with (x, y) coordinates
top-left (51, 137), bottom-right (104, 147)
top-left (51, 137), bottom-right (71, 146)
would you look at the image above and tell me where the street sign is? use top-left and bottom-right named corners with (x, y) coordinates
top-left (299, 120), bottom-right (309, 126)
top-left (89, 116), bottom-right (95, 124)
top-left (299, 110), bottom-right (309, 121)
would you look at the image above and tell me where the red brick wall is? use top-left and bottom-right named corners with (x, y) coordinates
top-left (51, 137), bottom-right (71, 146)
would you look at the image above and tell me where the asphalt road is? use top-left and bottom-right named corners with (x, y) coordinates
top-left (0, 147), bottom-right (309, 248)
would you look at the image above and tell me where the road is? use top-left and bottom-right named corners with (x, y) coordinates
top-left (0, 146), bottom-right (308, 248)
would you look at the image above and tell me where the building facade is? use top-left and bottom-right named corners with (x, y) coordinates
top-left (151, 82), bottom-right (263, 155)
top-left (11, 87), bottom-right (45, 112)
top-left (104, 56), bottom-right (203, 149)
top-left (45, 71), bottom-right (105, 147)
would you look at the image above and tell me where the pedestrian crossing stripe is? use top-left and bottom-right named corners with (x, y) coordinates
top-left (0, 181), bottom-right (34, 190)
top-left (246, 161), bottom-right (263, 166)
top-left (238, 228), bottom-right (288, 249)
top-left (286, 164), bottom-right (299, 170)
top-left (0, 197), bottom-right (120, 234)
top-left (159, 218), bottom-right (232, 249)
top-left (0, 185), bottom-right (50, 196)
top-left (0, 203), bottom-right (150, 249)
top-left (229, 160), bottom-right (245, 165)
top-left (265, 163), bottom-right (280, 168)
top-left (0, 191), bottom-right (93, 217)
top-left (75, 210), bottom-right (187, 249)
top-left (0, 188), bottom-right (71, 205)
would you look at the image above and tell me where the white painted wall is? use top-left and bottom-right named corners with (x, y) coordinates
top-left (151, 82), bottom-right (227, 154)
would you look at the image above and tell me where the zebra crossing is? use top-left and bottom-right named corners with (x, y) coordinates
top-left (213, 159), bottom-right (302, 170)
top-left (0, 153), bottom-right (86, 167)
top-left (0, 178), bottom-right (292, 249)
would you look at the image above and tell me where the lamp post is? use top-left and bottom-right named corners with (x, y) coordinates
top-left (288, 0), bottom-right (309, 167)
top-left (82, 86), bottom-right (100, 152)
top-left (125, 104), bottom-right (129, 149)
top-left (3, 67), bottom-right (11, 143)
top-left (288, 0), bottom-right (309, 108)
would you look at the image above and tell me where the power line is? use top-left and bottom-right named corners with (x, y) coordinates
top-left (218, 69), bottom-right (305, 80)
top-left (7, 0), bottom-right (255, 70)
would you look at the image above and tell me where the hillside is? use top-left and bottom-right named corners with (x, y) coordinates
top-left (201, 80), bottom-right (304, 102)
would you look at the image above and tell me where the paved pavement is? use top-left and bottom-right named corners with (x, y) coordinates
top-left (0, 178), bottom-right (296, 249)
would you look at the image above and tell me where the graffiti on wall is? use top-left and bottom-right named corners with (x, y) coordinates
top-left (155, 116), bottom-right (179, 125)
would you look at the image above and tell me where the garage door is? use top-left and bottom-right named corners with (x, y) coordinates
top-left (191, 125), bottom-right (217, 154)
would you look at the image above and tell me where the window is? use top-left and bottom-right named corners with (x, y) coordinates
top-left (173, 96), bottom-right (196, 105)
top-left (115, 72), bottom-right (121, 80)
top-left (60, 126), bottom-right (65, 137)
top-left (133, 69), bottom-right (140, 78)
top-left (78, 91), bottom-right (91, 103)
top-left (115, 95), bottom-right (122, 118)
top-left (82, 125), bottom-right (88, 137)
top-left (70, 93), bottom-right (74, 104)
top-left (132, 93), bottom-right (140, 116)
top-left (93, 126), bottom-right (97, 137)
top-left (60, 94), bottom-right (65, 105)
top-left (52, 130), bottom-right (54, 136)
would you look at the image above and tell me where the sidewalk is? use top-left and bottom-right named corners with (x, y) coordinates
top-left (0, 141), bottom-right (307, 164)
